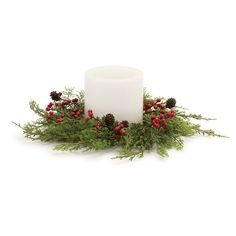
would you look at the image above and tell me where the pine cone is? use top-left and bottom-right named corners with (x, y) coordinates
top-left (121, 120), bottom-right (129, 128)
top-left (50, 91), bottom-right (62, 101)
top-left (145, 99), bottom-right (155, 105)
top-left (104, 113), bottom-right (115, 126)
top-left (72, 98), bottom-right (78, 103)
top-left (166, 98), bottom-right (176, 109)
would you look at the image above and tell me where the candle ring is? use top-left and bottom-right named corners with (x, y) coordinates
top-left (14, 87), bottom-right (227, 160)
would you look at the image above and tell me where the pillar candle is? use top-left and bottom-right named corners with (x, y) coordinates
top-left (84, 66), bottom-right (143, 123)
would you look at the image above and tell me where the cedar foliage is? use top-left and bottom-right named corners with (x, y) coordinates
top-left (14, 88), bottom-right (226, 160)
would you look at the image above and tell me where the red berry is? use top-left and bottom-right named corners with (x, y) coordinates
top-left (49, 111), bottom-right (54, 115)
top-left (56, 118), bottom-right (62, 124)
top-left (60, 114), bottom-right (65, 118)
top-left (63, 100), bottom-right (70, 106)
top-left (145, 109), bottom-right (151, 114)
top-left (46, 114), bottom-right (51, 120)
top-left (157, 98), bottom-right (161, 103)
top-left (75, 111), bottom-right (81, 116)
top-left (119, 123), bottom-right (124, 129)
top-left (114, 126), bottom-right (120, 132)
top-left (114, 134), bottom-right (121, 140)
top-left (79, 109), bottom-right (84, 114)
top-left (162, 119), bottom-right (167, 126)
top-left (120, 129), bottom-right (126, 135)
top-left (146, 103), bottom-right (152, 108)
top-left (152, 115), bottom-right (159, 120)
top-left (153, 105), bottom-right (158, 109)
top-left (160, 114), bottom-right (164, 119)
top-left (88, 109), bottom-right (93, 117)
top-left (84, 117), bottom-right (89, 123)
top-left (71, 111), bottom-right (76, 116)
top-left (48, 102), bottom-right (53, 108)
top-left (170, 110), bottom-right (175, 117)
top-left (152, 118), bottom-right (158, 124)
top-left (46, 107), bottom-right (50, 111)
top-left (153, 123), bottom-right (160, 129)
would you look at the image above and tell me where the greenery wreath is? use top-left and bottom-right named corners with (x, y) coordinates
top-left (14, 87), bottom-right (226, 160)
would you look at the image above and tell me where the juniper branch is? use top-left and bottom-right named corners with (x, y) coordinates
top-left (197, 129), bottom-right (229, 138)
top-left (29, 100), bottom-right (46, 117)
top-left (177, 111), bottom-right (216, 121)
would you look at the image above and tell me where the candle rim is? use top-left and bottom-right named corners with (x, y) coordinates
top-left (85, 65), bottom-right (143, 81)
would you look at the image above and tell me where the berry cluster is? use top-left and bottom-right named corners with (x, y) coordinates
top-left (20, 88), bottom-right (223, 159)
top-left (45, 91), bottom-right (82, 124)
top-left (143, 97), bottom-right (176, 129)
top-left (114, 121), bottom-right (128, 140)
top-left (84, 109), bottom-right (93, 123)
top-left (143, 98), bottom-right (164, 114)
top-left (151, 108), bottom-right (175, 129)
top-left (45, 102), bottom-right (66, 124)
top-left (70, 108), bottom-right (84, 118)
top-left (151, 114), bottom-right (167, 129)
top-left (144, 97), bottom-right (176, 114)
top-left (45, 90), bottom-right (176, 132)
top-left (45, 102), bottom-right (56, 120)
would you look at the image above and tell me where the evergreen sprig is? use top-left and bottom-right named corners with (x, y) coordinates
top-left (15, 88), bottom-right (227, 160)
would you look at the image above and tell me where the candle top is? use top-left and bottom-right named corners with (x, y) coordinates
top-left (85, 66), bottom-right (143, 81)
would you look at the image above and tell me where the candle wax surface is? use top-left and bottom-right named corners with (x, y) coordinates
top-left (85, 66), bottom-right (143, 123)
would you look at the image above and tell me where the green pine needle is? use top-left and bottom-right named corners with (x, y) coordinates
top-left (14, 87), bottom-right (227, 160)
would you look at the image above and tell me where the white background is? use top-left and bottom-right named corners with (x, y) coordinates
top-left (0, 0), bottom-right (235, 235)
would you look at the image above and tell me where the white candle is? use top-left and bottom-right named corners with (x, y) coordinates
top-left (85, 66), bottom-right (143, 123)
